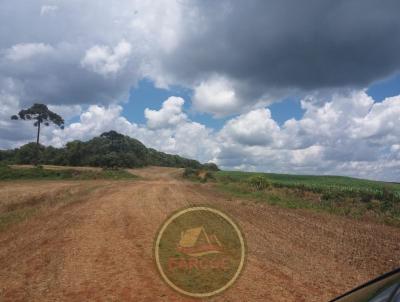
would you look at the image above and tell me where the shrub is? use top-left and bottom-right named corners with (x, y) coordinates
top-left (183, 168), bottom-right (198, 178)
top-left (321, 190), bottom-right (345, 202)
top-left (199, 171), bottom-right (215, 182)
top-left (247, 176), bottom-right (270, 191)
top-left (202, 163), bottom-right (220, 171)
top-left (183, 168), bottom-right (215, 182)
top-left (360, 191), bottom-right (374, 203)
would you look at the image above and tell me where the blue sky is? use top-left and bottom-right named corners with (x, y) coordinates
top-left (123, 80), bottom-right (305, 128)
top-left (122, 71), bottom-right (400, 131)
top-left (367, 73), bottom-right (400, 102)
top-left (123, 79), bottom-right (231, 129)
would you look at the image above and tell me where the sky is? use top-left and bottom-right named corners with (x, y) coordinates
top-left (1, 0), bottom-right (400, 181)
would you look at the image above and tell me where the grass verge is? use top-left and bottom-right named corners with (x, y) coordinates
top-left (214, 171), bottom-right (400, 226)
top-left (0, 165), bottom-right (136, 180)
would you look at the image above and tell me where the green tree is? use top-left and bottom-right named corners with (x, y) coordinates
top-left (15, 143), bottom-right (45, 164)
top-left (11, 103), bottom-right (64, 164)
top-left (11, 103), bottom-right (64, 146)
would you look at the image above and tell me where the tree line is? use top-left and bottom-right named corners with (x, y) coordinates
top-left (0, 130), bottom-right (219, 170)
top-left (4, 103), bottom-right (219, 170)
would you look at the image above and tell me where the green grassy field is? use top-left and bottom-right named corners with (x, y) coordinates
top-left (212, 170), bottom-right (400, 226)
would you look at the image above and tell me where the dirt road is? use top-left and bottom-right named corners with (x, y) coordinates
top-left (0, 167), bottom-right (399, 301)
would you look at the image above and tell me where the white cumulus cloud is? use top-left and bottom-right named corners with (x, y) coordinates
top-left (192, 76), bottom-right (242, 117)
top-left (3, 88), bottom-right (400, 181)
top-left (215, 90), bottom-right (400, 181)
top-left (81, 40), bottom-right (132, 76)
top-left (45, 98), bottom-right (217, 163)
top-left (221, 108), bottom-right (280, 146)
top-left (144, 96), bottom-right (187, 129)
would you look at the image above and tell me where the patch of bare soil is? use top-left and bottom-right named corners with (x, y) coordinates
top-left (128, 166), bottom-right (184, 180)
top-left (0, 167), bottom-right (399, 301)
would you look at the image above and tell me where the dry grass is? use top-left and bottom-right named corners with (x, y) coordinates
top-left (0, 181), bottom-right (107, 231)
top-left (10, 165), bottom-right (102, 171)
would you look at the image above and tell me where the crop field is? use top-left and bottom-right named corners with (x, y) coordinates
top-left (212, 170), bottom-right (400, 226)
top-left (215, 170), bottom-right (400, 193)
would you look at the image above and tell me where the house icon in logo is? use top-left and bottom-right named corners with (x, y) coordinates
top-left (177, 226), bottom-right (223, 257)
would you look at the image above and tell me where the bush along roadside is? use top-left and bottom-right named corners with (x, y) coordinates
top-left (183, 168), bottom-right (215, 183)
top-left (247, 175), bottom-right (270, 191)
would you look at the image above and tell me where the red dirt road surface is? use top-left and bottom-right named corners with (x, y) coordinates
top-left (0, 167), bottom-right (399, 301)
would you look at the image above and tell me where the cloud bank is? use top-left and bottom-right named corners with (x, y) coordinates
top-left (4, 91), bottom-right (398, 181)
top-left (1, 0), bottom-right (400, 113)
top-left (1, 0), bottom-right (400, 180)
